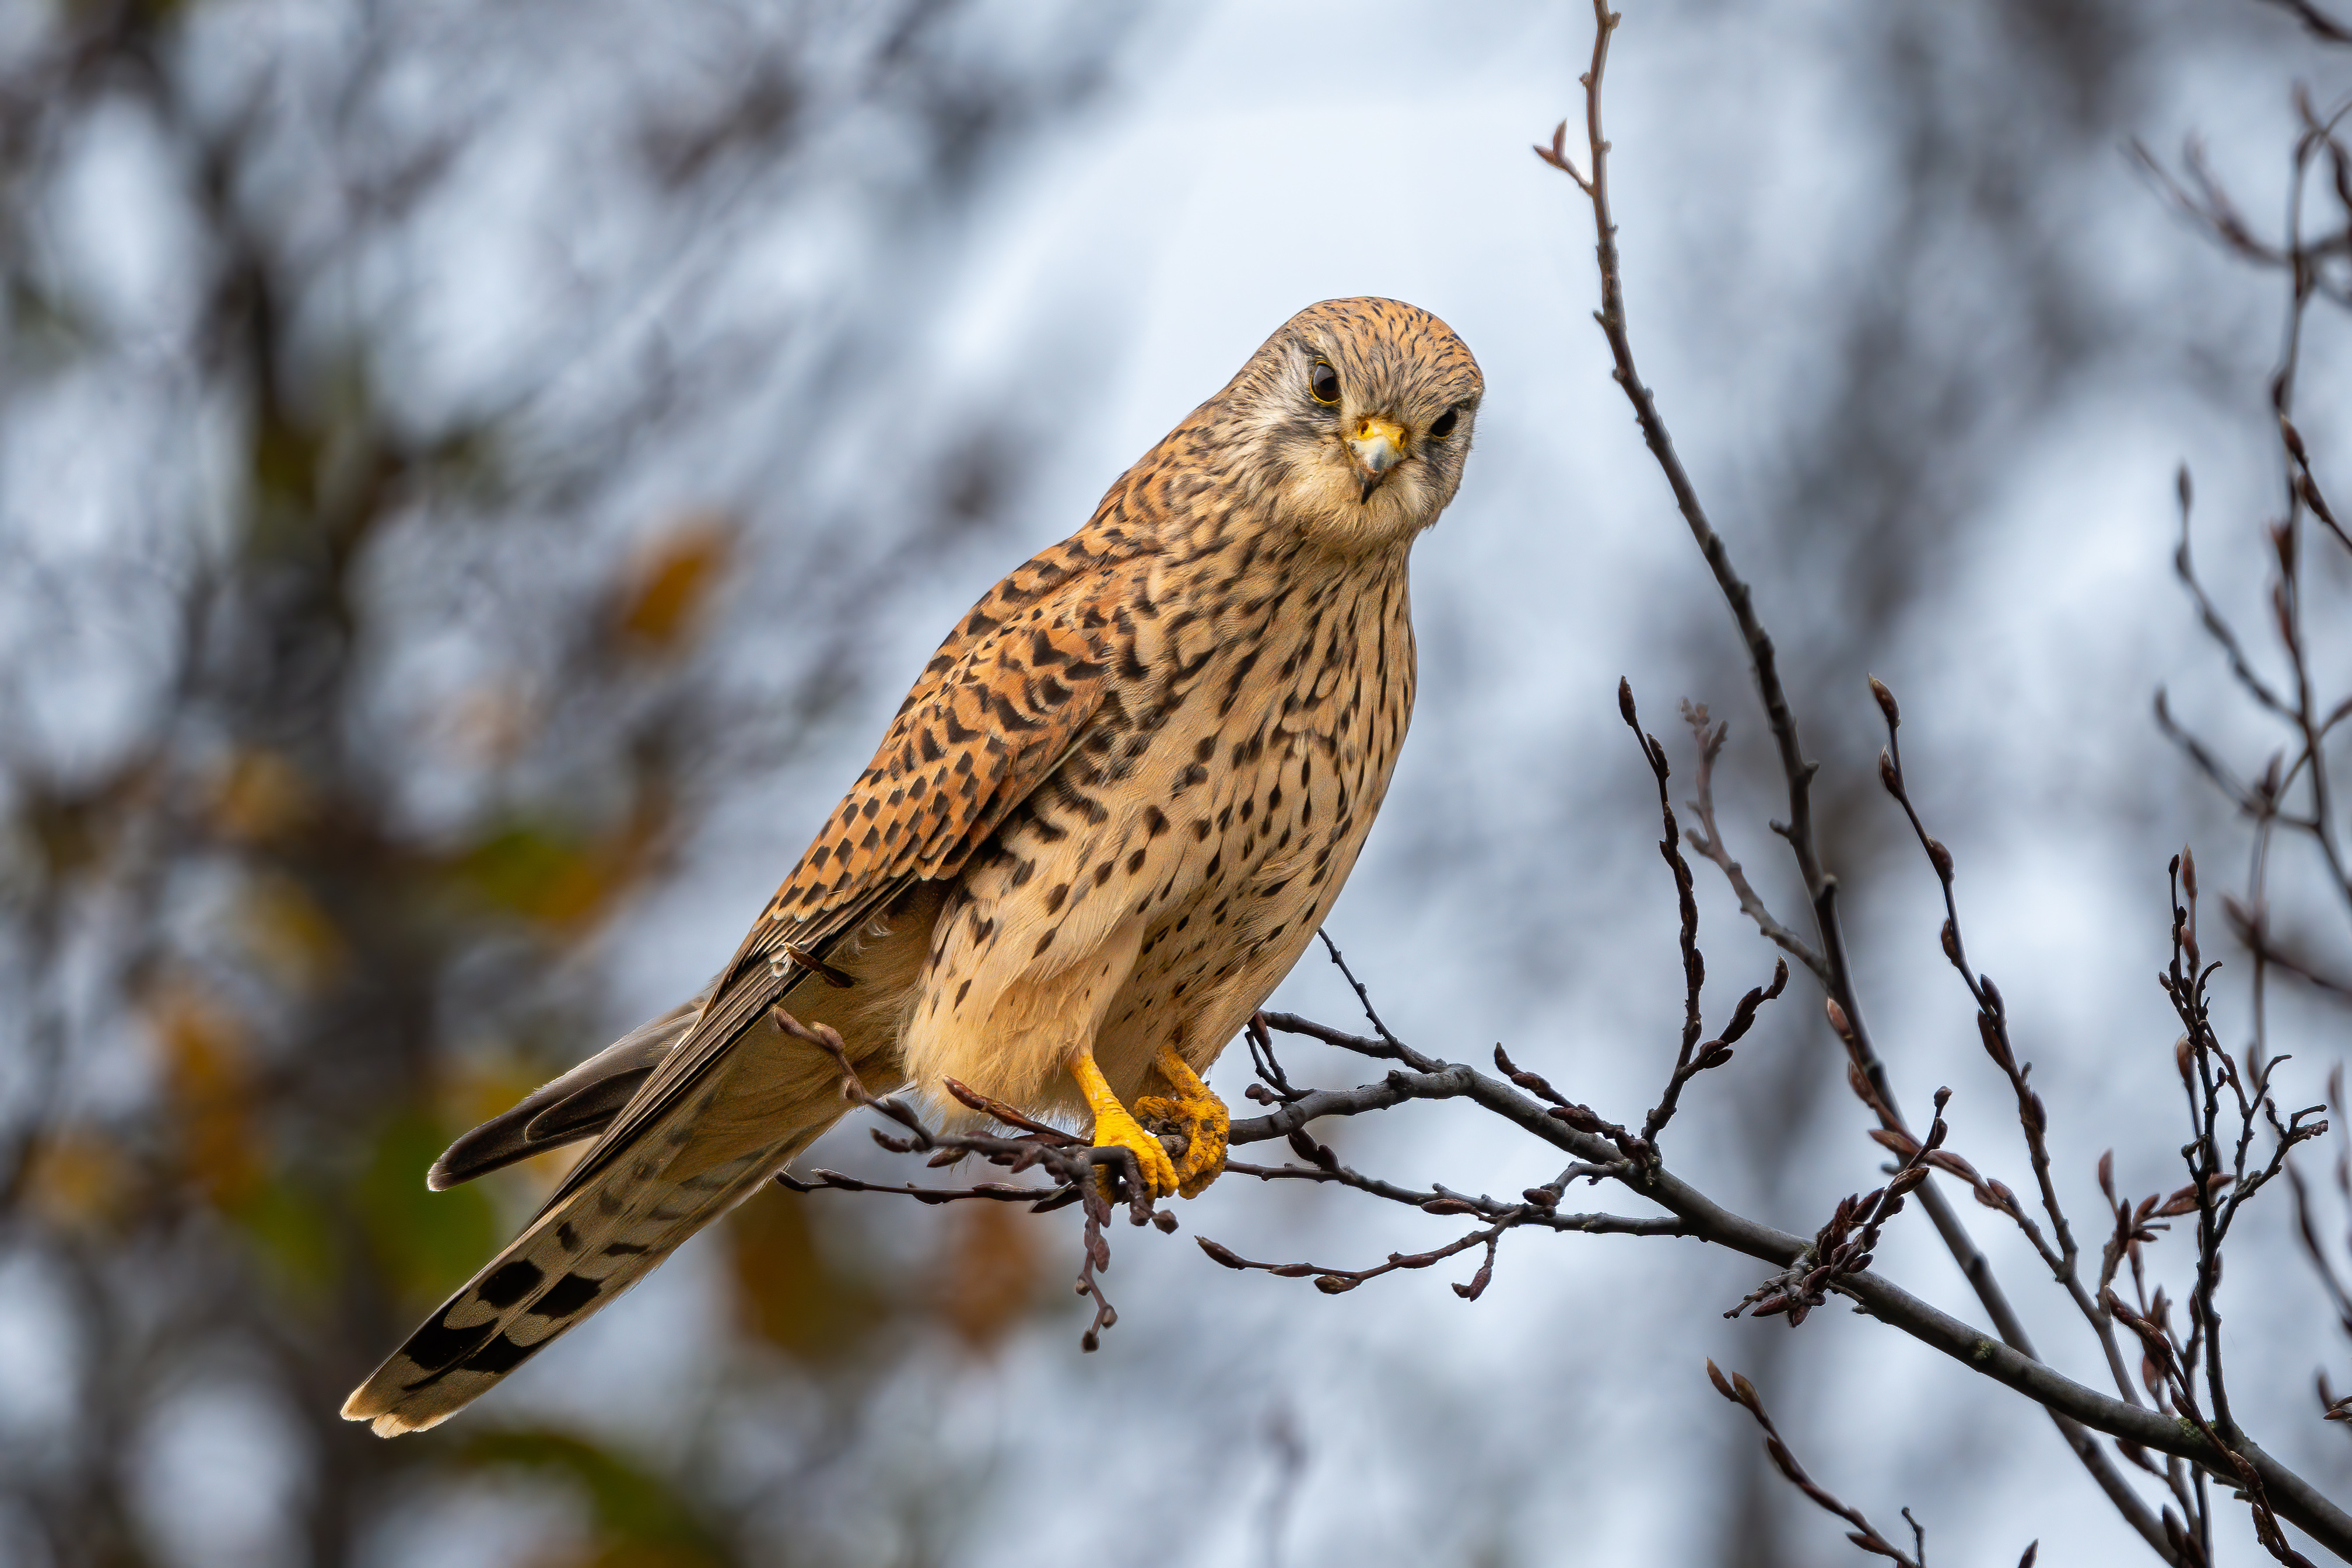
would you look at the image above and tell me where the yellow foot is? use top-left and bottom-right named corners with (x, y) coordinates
top-left (1135, 1046), bottom-right (1229, 1198)
top-left (1070, 1048), bottom-right (1177, 1201)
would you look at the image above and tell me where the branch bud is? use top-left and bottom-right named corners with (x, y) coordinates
top-left (2281, 415), bottom-right (2310, 465)
top-left (1869, 675), bottom-right (1901, 729)
top-left (1925, 1149), bottom-right (1983, 1185)
top-left (1955, 1034), bottom-right (1994, 1103)
top-left (1720, 970), bottom-right (1780, 1045)
top-left (2301, 469), bottom-right (2340, 528)
top-left (1925, 837), bottom-right (1953, 881)
top-left (1550, 1103), bottom-right (1607, 1136)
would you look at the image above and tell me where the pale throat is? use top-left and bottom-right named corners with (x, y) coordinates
top-left (1280, 455), bottom-right (1436, 551)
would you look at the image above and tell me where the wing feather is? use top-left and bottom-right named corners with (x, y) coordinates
top-left (538, 567), bottom-right (1132, 1212)
top-left (426, 995), bottom-right (700, 1189)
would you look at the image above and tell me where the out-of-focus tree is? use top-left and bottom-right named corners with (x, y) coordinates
top-left (0, 3), bottom-right (1126, 1563)
top-left (1625, 6), bottom-right (2322, 1560)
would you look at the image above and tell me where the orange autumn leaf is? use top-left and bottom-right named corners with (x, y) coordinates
top-left (614, 517), bottom-right (731, 653)
top-left (152, 984), bottom-right (261, 1206)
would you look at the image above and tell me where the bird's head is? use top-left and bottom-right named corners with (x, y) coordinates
top-left (1220, 296), bottom-right (1483, 550)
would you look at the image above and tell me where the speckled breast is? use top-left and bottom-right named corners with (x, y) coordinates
top-left (983, 537), bottom-right (1418, 1098)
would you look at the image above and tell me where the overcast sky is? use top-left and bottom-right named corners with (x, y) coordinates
top-left (6, 2), bottom-right (2351, 1565)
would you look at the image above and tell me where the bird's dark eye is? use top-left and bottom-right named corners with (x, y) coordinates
top-left (1308, 361), bottom-right (1341, 405)
top-left (1428, 408), bottom-right (1459, 440)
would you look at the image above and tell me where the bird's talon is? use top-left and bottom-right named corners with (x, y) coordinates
top-left (1087, 1101), bottom-right (1179, 1201)
top-left (1070, 1047), bottom-right (1180, 1201)
top-left (1144, 1048), bottom-right (1231, 1198)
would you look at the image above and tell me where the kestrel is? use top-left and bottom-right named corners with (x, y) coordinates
top-left (345, 296), bottom-right (1483, 1436)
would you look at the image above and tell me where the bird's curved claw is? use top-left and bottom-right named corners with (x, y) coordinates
top-left (1089, 1096), bottom-right (1180, 1202)
top-left (1136, 1047), bottom-right (1229, 1198)
top-left (1070, 1048), bottom-right (1179, 1202)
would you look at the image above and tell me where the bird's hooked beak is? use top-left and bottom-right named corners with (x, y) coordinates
top-left (1348, 415), bottom-right (1408, 503)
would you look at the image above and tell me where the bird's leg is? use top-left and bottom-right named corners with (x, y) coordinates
top-left (1135, 1047), bottom-right (1229, 1198)
top-left (1068, 1046), bottom-right (1178, 1201)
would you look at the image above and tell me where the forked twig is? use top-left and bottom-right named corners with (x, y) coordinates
top-left (1536, 4), bottom-right (2172, 1553)
top-left (1708, 1360), bottom-right (1932, 1567)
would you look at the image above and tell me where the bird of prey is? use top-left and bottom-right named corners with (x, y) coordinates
top-left (345, 296), bottom-right (1482, 1436)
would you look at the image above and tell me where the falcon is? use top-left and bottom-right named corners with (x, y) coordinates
top-left (345, 296), bottom-right (1483, 1436)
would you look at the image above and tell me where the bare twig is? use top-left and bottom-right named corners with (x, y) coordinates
top-left (1708, 1359), bottom-right (1923, 1567)
top-left (1200, 1221), bottom-right (1510, 1302)
top-left (1727, 1087), bottom-right (1950, 1329)
top-left (1620, 682), bottom-right (1790, 1148)
top-left (1315, 928), bottom-right (1439, 1071)
top-left (1537, 6), bottom-right (2172, 1553)
top-left (1620, 680), bottom-right (1708, 1145)
top-left (1872, 677), bottom-right (2147, 1414)
top-left (2256, 0), bottom-right (2352, 51)
top-left (1241, 1011), bottom-right (1311, 1106)
top-left (1680, 699), bottom-right (1828, 983)
top-left (2157, 853), bottom-right (2329, 1566)
top-left (768, 1006), bottom-right (1178, 1353)
top-left (1222, 1014), bottom-right (2350, 1558)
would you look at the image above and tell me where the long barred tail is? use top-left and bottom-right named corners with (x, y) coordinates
top-left (341, 1076), bottom-right (829, 1437)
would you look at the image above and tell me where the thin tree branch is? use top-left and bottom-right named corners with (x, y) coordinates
top-left (1871, 678), bottom-right (2147, 1415)
top-left (1709, 1359), bottom-right (1926, 1567)
top-left (1538, 6), bottom-right (2171, 1555)
top-left (1679, 699), bottom-right (1829, 984)
top-left (1218, 1029), bottom-right (2347, 1556)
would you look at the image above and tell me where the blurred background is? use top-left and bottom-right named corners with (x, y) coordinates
top-left (2, 1), bottom-right (2349, 1564)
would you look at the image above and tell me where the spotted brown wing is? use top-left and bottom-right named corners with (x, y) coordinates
top-left (537, 592), bottom-right (1123, 1212)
